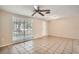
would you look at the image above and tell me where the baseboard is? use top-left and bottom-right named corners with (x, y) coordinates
top-left (48, 35), bottom-right (78, 40)
top-left (0, 43), bottom-right (13, 48)
top-left (33, 35), bottom-right (48, 39)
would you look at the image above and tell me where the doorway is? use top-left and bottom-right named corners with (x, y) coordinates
top-left (12, 16), bottom-right (33, 44)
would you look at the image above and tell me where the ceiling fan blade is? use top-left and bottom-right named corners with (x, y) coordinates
top-left (38, 12), bottom-right (44, 16)
top-left (37, 6), bottom-right (40, 11)
top-left (32, 11), bottom-right (37, 16)
top-left (40, 10), bottom-right (50, 12)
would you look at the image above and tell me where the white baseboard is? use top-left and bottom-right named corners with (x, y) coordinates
top-left (0, 43), bottom-right (13, 48)
top-left (48, 33), bottom-right (79, 40)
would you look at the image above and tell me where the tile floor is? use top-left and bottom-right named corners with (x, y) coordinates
top-left (0, 36), bottom-right (79, 54)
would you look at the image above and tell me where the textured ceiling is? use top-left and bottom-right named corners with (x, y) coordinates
top-left (0, 5), bottom-right (79, 20)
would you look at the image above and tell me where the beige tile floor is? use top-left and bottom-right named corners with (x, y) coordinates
top-left (0, 36), bottom-right (79, 54)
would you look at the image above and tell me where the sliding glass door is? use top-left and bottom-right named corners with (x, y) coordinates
top-left (12, 16), bottom-right (33, 43)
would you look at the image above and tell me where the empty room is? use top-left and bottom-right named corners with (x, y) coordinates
top-left (0, 5), bottom-right (79, 54)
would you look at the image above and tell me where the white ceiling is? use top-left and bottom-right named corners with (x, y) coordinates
top-left (0, 5), bottom-right (79, 20)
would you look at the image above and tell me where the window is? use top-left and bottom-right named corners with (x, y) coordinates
top-left (12, 16), bottom-right (33, 43)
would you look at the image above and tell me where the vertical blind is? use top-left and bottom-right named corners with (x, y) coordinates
top-left (12, 16), bottom-right (33, 43)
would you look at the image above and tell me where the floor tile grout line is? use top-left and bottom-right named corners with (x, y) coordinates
top-left (14, 46), bottom-right (21, 54)
top-left (53, 39), bottom-right (65, 54)
top-left (18, 43), bottom-right (30, 54)
top-left (61, 40), bottom-right (70, 54)
top-left (46, 38), bottom-right (61, 53)
top-left (46, 38), bottom-right (64, 53)
top-left (49, 39), bottom-right (65, 53)
top-left (22, 42), bottom-right (31, 54)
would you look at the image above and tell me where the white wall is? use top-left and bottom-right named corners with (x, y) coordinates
top-left (33, 19), bottom-right (47, 39)
top-left (0, 10), bottom-right (12, 47)
top-left (48, 17), bottom-right (79, 39)
top-left (42, 20), bottom-right (48, 36)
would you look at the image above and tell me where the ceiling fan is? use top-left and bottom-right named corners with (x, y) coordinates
top-left (32, 5), bottom-right (50, 16)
